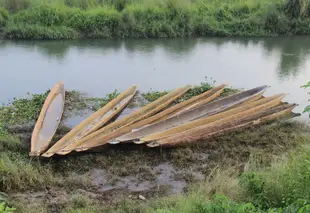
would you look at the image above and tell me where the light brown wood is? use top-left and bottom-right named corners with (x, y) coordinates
top-left (148, 103), bottom-right (296, 147)
top-left (56, 84), bottom-right (226, 153)
top-left (62, 86), bottom-right (191, 153)
top-left (154, 84), bottom-right (227, 123)
top-left (30, 82), bottom-right (65, 156)
top-left (148, 98), bottom-right (292, 147)
top-left (140, 94), bottom-right (285, 143)
top-left (41, 85), bottom-right (138, 157)
top-left (115, 85), bottom-right (268, 143)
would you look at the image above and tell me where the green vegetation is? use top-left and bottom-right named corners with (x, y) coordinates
top-left (0, 0), bottom-right (310, 39)
top-left (0, 202), bottom-right (15, 213)
top-left (301, 81), bottom-right (310, 113)
top-left (0, 82), bottom-right (309, 212)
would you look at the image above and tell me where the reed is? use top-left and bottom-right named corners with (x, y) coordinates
top-left (0, 0), bottom-right (310, 39)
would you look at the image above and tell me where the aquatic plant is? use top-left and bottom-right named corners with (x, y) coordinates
top-left (301, 81), bottom-right (310, 113)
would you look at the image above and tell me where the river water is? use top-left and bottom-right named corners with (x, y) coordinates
top-left (0, 37), bottom-right (309, 118)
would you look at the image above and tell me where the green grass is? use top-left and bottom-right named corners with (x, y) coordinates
top-left (0, 0), bottom-right (309, 39)
top-left (0, 82), bottom-right (309, 212)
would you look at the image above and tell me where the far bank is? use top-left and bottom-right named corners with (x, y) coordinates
top-left (1, 0), bottom-right (310, 39)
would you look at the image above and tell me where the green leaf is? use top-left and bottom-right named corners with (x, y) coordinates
top-left (301, 82), bottom-right (310, 88)
top-left (303, 106), bottom-right (310, 113)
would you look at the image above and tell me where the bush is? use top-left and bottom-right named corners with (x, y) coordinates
top-left (240, 146), bottom-right (310, 209)
top-left (0, 7), bottom-right (8, 29)
top-left (0, 202), bottom-right (16, 213)
top-left (3, 0), bottom-right (30, 12)
top-left (1, 0), bottom-right (310, 39)
top-left (264, 10), bottom-right (290, 35)
top-left (82, 8), bottom-right (123, 37)
top-left (12, 5), bottom-right (66, 26)
top-left (4, 24), bottom-right (78, 40)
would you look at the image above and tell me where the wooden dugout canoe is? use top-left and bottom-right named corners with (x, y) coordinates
top-left (64, 84), bottom-right (226, 152)
top-left (153, 84), bottom-right (228, 123)
top-left (56, 86), bottom-right (191, 154)
top-left (29, 82), bottom-right (65, 157)
top-left (41, 85), bottom-right (137, 157)
top-left (140, 94), bottom-right (286, 143)
top-left (136, 84), bottom-right (227, 126)
top-left (115, 85), bottom-right (269, 143)
top-left (148, 103), bottom-right (296, 147)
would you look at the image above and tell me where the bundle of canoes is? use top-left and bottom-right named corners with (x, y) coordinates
top-left (29, 82), bottom-right (298, 157)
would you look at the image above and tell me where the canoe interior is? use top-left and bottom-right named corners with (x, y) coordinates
top-left (30, 82), bottom-right (65, 156)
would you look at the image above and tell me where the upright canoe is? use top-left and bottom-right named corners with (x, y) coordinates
top-left (115, 85), bottom-right (268, 143)
top-left (66, 84), bottom-right (226, 151)
top-left (148, 103), bottom-right (296, 147)
top-left (29, 82), bottom-right (65, 157)
top-left (57, 86), bottom-right (191, 154)
top-left (41, 85), bottom-right (137, 157)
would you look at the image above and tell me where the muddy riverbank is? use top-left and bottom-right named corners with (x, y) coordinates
top-left (1, 83), bottom-right (309, 212)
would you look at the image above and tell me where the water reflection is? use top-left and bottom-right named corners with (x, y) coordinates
top-left (262, 37), bottom-right (310, 79)
top-left (0, 37), bottom-right (310, 116)
top-left (3, 37), bottom-right (310, 79)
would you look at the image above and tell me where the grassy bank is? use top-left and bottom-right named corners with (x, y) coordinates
top-left (0, 81), bottom-right (309, 212)
top-left (0, 0), bottom-right (310, 39)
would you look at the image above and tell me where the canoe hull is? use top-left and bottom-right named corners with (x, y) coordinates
top-left (140, 94), bottom-right (286, 143)
top-left (116, 85), bottom-right (269, 143)
top-left (148, 103), bottom-right (296, 147)
top-left (41, 85), bottom-right (138, 157)
top-left (30, 82), bottom-right (65, 157)
top-left (66, 86), bottom-right (191, 152)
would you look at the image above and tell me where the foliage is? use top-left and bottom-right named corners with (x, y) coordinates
top-left (0, 7), bottom-right (8, 29)
top-left (0, 151), bottom-right (52, 191)
top-left (88, 90), bottom-right (120, 111)
top-left (240, 145), bottom-right (310, 209)
top-left (1, 0), bottom-right (310, 39)
top-left (284, 0), bottom-right (310, 18)
top-left (4, 24), bottom-right (78, 39)
top-left (0, 202), bottom-right (15, 213)
top-left (0, 91), bottom-right (49, 126)
top-left (301, 81), bottom-right (310, 113)
top-left (1, 0), bottom-right (30, 12)
top-left (142, 90), bottom-right (169, 102)
top-left (153, 194), bottom-right (310, 213)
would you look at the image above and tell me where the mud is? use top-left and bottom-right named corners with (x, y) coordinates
top-left (90, 162), bottom-right (191, 194)
top-left (4, 90), bottom-right (309, 212)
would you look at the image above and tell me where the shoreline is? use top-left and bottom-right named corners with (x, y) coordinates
top-left (1, 0), bottom-right (310, 40)
top-left (0, 83), bottom-right (309, 212)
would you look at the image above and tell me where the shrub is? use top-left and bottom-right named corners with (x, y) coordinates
top-left (240, 146), bottom-right (310, 209)
top-left (12, 5), bottom-right (66, 26)
top-left (0, 7), bottom-right (8, 29)
top-left (4, 24), bottom-right (78, 40)
top-left (3, 0), bottom-right (30, 12)
top-left (0, 202), bottom-right (16, 213)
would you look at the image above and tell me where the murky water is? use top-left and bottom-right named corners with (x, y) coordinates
top-left (1, 37), bottom-right (310, 117)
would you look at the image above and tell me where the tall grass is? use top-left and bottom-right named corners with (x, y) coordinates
top-left (0, 0), bottom-right (309, 39)
top-left (240, 145), bottom-right (310, 209)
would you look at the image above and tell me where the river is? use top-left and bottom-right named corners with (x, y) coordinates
top-left (0, 37), bottom-right (309, 118)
